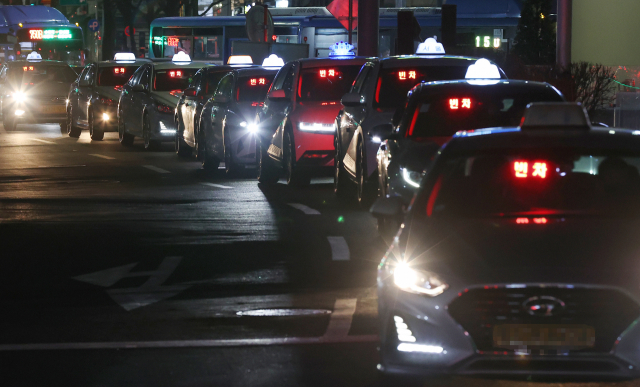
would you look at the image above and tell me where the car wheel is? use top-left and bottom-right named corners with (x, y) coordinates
top-left (198, 129), bottom-right (220, 171)
top-left (334, 133), bottom-right (351, 198)
top-left (175, 124), bottom-right (192, 158)
top-left (257, 138), bottom-right (279, 185)
top-left (88, 109), bottom-right (104, 141)
top-left (143, 114), bottom-right (161, 151)
top-left (356, 138), bottom-right (376, 206)
top-left (283, 130), bottom-right (310, 186)
top-left (67, 105), bottom-right (81, 138)
top-left (118, 109), bottom-right (133, 146)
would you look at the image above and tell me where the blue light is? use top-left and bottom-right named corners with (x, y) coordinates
top-left (329, 41), bottom-right (355, 58)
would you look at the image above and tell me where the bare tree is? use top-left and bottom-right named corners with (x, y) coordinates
top-left (570, 62), bottom-right (616, 116)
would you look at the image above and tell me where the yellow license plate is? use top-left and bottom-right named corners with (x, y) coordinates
top-left (493, 324), bottom-right (595, 349)
top-left (41, 105), bottom-right (66, 114)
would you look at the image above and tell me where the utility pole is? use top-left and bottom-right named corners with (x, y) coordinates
top-left (357, 0), bottom-right (378, 56)
top-left (557, 0), bottom-right (572, 69)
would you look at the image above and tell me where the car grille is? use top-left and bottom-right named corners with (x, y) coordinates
top-left (447, 287), bottom-right (640, 353)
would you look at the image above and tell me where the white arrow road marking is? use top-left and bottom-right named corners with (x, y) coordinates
top-left (89, 154), bottom-right (115, 160)
top-left (327, 236), bottom-right (350, 261)
top-left (73, 263), bottom-right (138, 287)
top-left (73, 257), bottom-right (188, 311)
top-left (323, 298), bottom-right (358, 338)
top-left (0, 335), bottom-right (379, 351)
top-left (31, 138), bottom-right (55, 144)
top-left (287, 203), bottom-right (321, 215)
top-left (143, 165), bottom-right (170, 174)
top-left (201, 182), bottom-right (233, 189)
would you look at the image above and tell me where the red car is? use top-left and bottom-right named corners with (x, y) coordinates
top-left (256, 43), bottom-right (367, 186)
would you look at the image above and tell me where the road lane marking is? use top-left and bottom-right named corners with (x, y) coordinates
top-left (201, 182), bottom-right (233, 189)
top-left (287, 203), bottom-right (321, 215)
top-left (327, 237), bottom-right (350, 261)
top-left (73, 257), bottom-right (188, 311)
top-left (89, 154), bottom-right (115, 160)
top-left (143, 165), bottom-right (170, 174)
top-left (31, 138), bottom-right (55, 144)
top-left (0, 335), bottom-right (378, 352)
top-left (323, 298), bottom-right (358, 338)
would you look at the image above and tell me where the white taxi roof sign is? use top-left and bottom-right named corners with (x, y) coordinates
top-left (520, 102), bottom-right (591, 130)
top-left (416, 37), bottom-right (445, 55)
top-left (26, 51), bottom-right (42, 61)
top-left (262, 54), bottom-right (284, 68)
top-left (172, 52), bottom-right (191, 63)
top-left (228, 55), bottom-right (253, 65)
top-left (114, 52), bottom-right (136, 62)
top-left (329, 41), bottom-right (355, 58)
top-left (465, 58), bottom-right (501, 79)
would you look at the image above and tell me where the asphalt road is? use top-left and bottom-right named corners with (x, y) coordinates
top-left (0, 123), bottom-right (637, 387)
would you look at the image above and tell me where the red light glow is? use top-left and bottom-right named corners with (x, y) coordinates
top-left (167, 37), bottom-right (180, 47)
top-left (532, 162), bottom-right (547, 178)
top-left (250, 78), bottom-right (267, 86)
top-left (533, 217), bottom-right (548, 224)
top-left (169, 70), bottom-right (183, 78)
top-left (29, 29), bottom-right (43, 40)
top-left (398, 70), bottom-right (417, 80)
top-left (114, 67), bottom-right (125, 74)
top-left (319, 69), bottom-right (336, 78)
top-left (22, 66), bottom-right (34, 71)
top-left (272, 35), bottom-right (277, 41)
top-left (449, 98), bottom-right (472, 110)
top-left (449, 98), bottom-right (459, 110)
top-left (514, 161), bottom-right (528, 178)
top-left (516, 218), bottom-right (529, 224)
top-left (513, 161), bottom-right (548, 179)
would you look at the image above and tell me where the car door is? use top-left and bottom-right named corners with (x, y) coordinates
top-left (77, 64), bottom-right (95, 126)
top-left (120, 65), bottom-right (143, 133)
top-left (261, 62), bottom-right (297, 157)
top-left (209, 73), bottom-right (234, 161)
top-left (339, 64), bottom-right (373, 162)
top-left (131, 65), bottom-right (151, 135)
top-left (181, 70), bottom-right (202, 146)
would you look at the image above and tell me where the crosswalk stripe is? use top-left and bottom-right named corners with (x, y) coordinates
top-left (287, 203), bottom-right (320, 215)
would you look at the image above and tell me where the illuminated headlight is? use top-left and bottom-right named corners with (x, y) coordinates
top-left (401, 167), bottom-right (422, 188)
top-left (392, 263), bottom-right (448, 296)
top-left (65, 98), bottom-right (69, 106)
top-left (248, 123), bottom-right (258, 134)
top-left (371, 136), bottom-right (382, 144)
top-left (102, 113), bottom-right (110, 121)
top-left (15, 109), bottom-right (25, 116)
top-left (13, 92), bottom-right (26, 103)
top-left (239, 121), bottom-right (247, 127)
top-left (298, 122), bottom-right (335, 133)
top-left (397, 343), bottom-right (444, 353)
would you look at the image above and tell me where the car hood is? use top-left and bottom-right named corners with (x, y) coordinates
top-left (291, 101), bottom-right (341, 125)
top-left (95, 86), bottom-right (122, 102)
top-left (20, 82), bottom-right (70, 97)
top-left (151, 91), bottom-right (179, 107)
top-left (404, 217), bottom-right (640, 290)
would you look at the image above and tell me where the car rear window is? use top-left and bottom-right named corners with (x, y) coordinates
top-left (153, 68), bottom-right (199, 92)
top-left (205, 71), bottom-right (231, 94)
top-left (98, 65), bottom-right (139, 86)
top-left (297, 64), bottom-right (362, 102)
top-left (405, 87), bottom-right (564, 139)
top-left (373, 65), bottom-right (470, 109)
top-left (7, 63), bottom-right (77, 84)
top-left (236, 74), bottom-right (275, 103)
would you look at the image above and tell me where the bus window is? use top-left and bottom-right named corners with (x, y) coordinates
top-left (164, 36), bottom-right (191, 58)
top-left (315, 29), bottom-right (357, 57)
top-left (193, 36), bottom-right (221, 61)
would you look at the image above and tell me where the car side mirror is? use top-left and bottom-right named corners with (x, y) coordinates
top-left (132, 84), bottom-right (146, 93)
top-left (268, 89), bottom-right (288, 100)
top-left (341, 92), bottom-right (364, 107)
top-left (370, 196), bottom-right (405, 219)
top-left (184, 87), bottom-right (197, 97)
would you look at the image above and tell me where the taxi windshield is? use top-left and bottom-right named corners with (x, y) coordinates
top-left (7, 63), bottom-right (77, 85)
top-left (153, 68), bottom-right (198, 91)
top-left (236, 74), bottom-right (275, 102)
top-left (423, 150), bottom-right (640, 218)
top-left (98, 66), bottom-right (139, 86)
top-left (297, 65), bottom-right (362, 101)
top-left (373, 65), bottom-right (470, 109)
top-left (405, 87), bottom-right (564, 138)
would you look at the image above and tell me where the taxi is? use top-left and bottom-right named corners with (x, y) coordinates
top-left (197, 57), bottom-right (281, 174)
top-left (0, 52), bottom-right (77, 131)
top-left (67, 53), bottom-right (149, 140)
top-left (256, 42), bottom-right (368, 186)
top-left (374, 103), bottom-right (640, 380)
top-left (175, 59), bottom-right (258, 158)
top-left (335, 38), bottom-right (506, 203)
top-left (377, 79), bottom-right (564, 210)
top-left (117, 52), bottom-right (209, 150)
